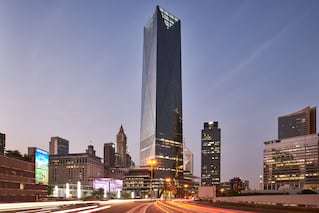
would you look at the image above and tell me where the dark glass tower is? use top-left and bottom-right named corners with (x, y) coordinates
top-left (278, 106), bottom-right (316, 139)
top-left (0, 132), bottom-right (5, 155)
top-left (140, 6), bottom-right (183, 182)
top-left (49, 136), bottom-right (69, 155)
top-left (201, 122), bottom-right (221, 186)
top-left (104, 142), bottom-right (115, 168)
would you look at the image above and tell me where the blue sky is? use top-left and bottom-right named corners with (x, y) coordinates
top-left (1, 0), bottom-right (318, 189)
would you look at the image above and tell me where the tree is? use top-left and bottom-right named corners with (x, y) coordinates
top-left (6, 150), bottom-right (23, 159)
top-left (5, 150), bottom-right (32, 162)
top-left (92, 188), bottom-right (104, 199)
top-left (47, 185), bottom-right (54, 196)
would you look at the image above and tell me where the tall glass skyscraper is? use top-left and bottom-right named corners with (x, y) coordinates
top-left (201, 122), bottom-right (221, 186)
top-left (140, 6), bottom-right (183, 182)
top-left (104, 142), bottom-right (115, 168)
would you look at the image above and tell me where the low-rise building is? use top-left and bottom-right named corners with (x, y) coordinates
top-left (0, 155), bottom-right (47, 202)
top-left (122, 167), bottom-right (150, 199)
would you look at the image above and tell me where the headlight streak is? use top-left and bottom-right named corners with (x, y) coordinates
top-left (126, 202), bottom-right (153, 213)
top-left (52, 205), bottom-right (98, 213)
top-left (78, 205), bottom-right (111, 213)
top-left (156, 201), bottom-right (185, 213)
top-left (163, 200), bottom-right (254, 213)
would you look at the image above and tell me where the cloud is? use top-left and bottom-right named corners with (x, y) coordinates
top-left (213, 15), bottom-right (304, 89)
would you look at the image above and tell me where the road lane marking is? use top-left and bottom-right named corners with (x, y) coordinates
top-left (126, 202), bottom-right (153, 213)
top-left (142, 203), bottom-right (154, 213)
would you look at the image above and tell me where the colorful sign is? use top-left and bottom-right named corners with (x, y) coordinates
top-left (93, 178), bottom-right (123, 193)
top-left (35, 148), bottom-right (49, 185)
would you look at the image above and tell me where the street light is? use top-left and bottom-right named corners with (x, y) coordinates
top-left (183, 184), bottom-right (189, 199)
top-left (165, 178), bottom-right (172, 199)
top-left (148, 159), bottom-right (157, 199)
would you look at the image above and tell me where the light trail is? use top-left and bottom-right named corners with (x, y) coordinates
top-left (0, 201), bottom-right (86, 212)
top-left (78, 205), bottom-right (111, 213)
top-left (53, 205), bottom-right (98, 213)
top-left (126, 202), bottom-right (153, 213)
top-left (164, 201), bottom-right (255, 213)
top-left (156, 201), bottom-right (185, 213)
top-left (154, 201), bottom-right (170, 213)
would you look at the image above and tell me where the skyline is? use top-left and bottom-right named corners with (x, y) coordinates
top-left (1, 0), bottom-right (319, 189)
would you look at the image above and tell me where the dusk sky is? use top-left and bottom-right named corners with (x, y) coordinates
top-left (1, 0), bottom-right (318, 189)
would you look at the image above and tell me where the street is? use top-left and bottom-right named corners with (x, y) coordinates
top-left (0, 199), bottom-right (315, 213)
top-left (0, 199), bottom-right (254, 213)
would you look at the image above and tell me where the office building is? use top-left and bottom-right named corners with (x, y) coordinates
top-left (140, 6), bottom-right (183, 183)
top-left (49, 145), bottom-right (103, 197)
top-left (201, 122), bottom-right (221, 186)
top-left (264, 106), bottom-right (319, 190)
top-left (278, 106), bottom-right (316, 139)
top-left (126, 153), bottom-right (134, 168)
top-left (0, 132), bottom-right (5, 155)
top-left (264, 134), bottom-right (319, 190)
top-left (183, 144), bottom-right (193, 175)
top-left (117, 125), bottom-right (127, 168)
top-left (105, 167), bottom-right (129, 180)
top-left (49, 136), bottom-right (69, 155)
top-left (104, 142), bottom-right (115, 168)
top-left (123, 167), bottom-right (151, 199)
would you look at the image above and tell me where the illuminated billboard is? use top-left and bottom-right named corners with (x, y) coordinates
top-left (93, 178), bottom-right (123, 193)
top-left (35, 148), bottom-right (49, 185)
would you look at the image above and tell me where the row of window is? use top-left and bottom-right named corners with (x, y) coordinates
top-left (50, 158), bottom-right (88, 165)
top-left (0, 181), bottom-right (42, 190)
top-left (0, 166), bottom-right (34, 178)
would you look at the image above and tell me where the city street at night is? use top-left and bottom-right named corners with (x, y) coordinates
top-left (1, 199), bottom-right (316, 213)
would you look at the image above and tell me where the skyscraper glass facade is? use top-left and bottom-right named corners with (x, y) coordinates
top-left (264, 134), bottom-right (319, 190)
top-left (183, 144), bottom-right (193, 175)
top-left (104, 142), bottom-right (115, 168)
top-left (201, 122), bottom-right (221, 186)
top-left (278, 106), bottom-right (316, 139)
top-left (264, 106), bottom-right (319, 190)
top-left (140, 6), bottom-right (183, 180)
top-left (49, 136), bottom-right (69, 155)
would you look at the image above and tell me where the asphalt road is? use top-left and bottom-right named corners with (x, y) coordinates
top-left (99, 200), bottom-right (318, 213)
top-left (97, 200), bottom-right (256, 213)
top-left (0, 199), bottom-right (317, 213)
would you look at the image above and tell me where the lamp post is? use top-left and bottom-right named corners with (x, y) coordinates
top-left (183, 184), bottom-right (189, 199)
top-left (165, 178), bottom-right (171, 199)
top-left (148, 159), bottom-right (156, 199)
